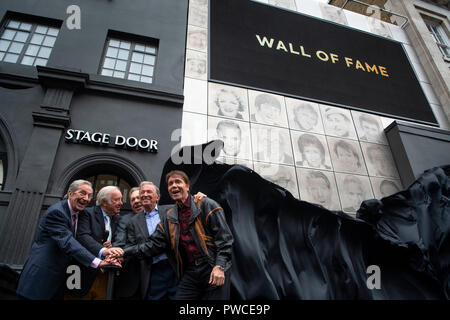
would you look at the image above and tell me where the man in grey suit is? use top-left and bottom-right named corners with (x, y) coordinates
top-left (16, 180), bottom-right (120, 300)
top-left (125, 181), bottom-right (178, 299)
top-left (113, 187), bottom-right (143, 299)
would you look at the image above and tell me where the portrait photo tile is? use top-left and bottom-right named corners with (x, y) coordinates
top-left (250, 123), bottom-right (294, 165)
top-left (319, 2), bottom-right (348, 25)
top-left (208, 82), bottom-right (250, 121)
top-left (248, 90), bottom-right (289, 128)
top-left (185, 49), bottom-right (207, 80)
top-left (328, 136), bottom-right (368, 175)
top-left (208, 116), bottom-right (253, 161)
top-left (188, 2), bottom-right (208, 29)
top-left (254, 162), bottom-right (299, 198)
top-left (320, 104), bottom-right (358, 140)
top-left (285, 97), bottom-right (324, 134)
top-left (297, 167), bottom-right (341, 211)
top-left (370, 176), bottom-right (403, 199)
top-left (351, 110), bottom-right (388, 145)
top-left (187, 25), bottom-right (207, 53)
top-left (291, 131), bottom-right (332, 171)
top-left (335, 172), bottom-right (374, 215)
top-left (360, 142), bottom-right (400, 179)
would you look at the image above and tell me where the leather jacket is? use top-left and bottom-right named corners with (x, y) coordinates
top-left (124, 195), bottom-right (233, 278)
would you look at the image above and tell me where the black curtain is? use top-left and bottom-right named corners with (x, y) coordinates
top-left (159, 141), bottom-right (450, 300)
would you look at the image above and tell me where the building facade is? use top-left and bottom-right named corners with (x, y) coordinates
top-left (0, 0), bottom-right (449, 272)
top-left (182, 0), bottom-right (450, 218)
top-left (0, 0), bottom-right (188, 267)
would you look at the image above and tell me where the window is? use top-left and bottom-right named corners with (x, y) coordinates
top-left (0, 19), bottom-right (59, 67)
top-left (100, 37), bottom-right (157, 84)
top-left (423, 17), bottom-right (450, 60)
top-left (85, 173), bottom-right (131, 206)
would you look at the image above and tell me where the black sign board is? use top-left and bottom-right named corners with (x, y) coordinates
top-left (209, 0), bottom-right (437, 125)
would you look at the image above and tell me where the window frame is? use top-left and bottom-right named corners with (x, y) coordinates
top-left (98, 33), bottom-right (159, 85)
top-left (0, 14), bottom-right (61, 67)
top-left (85, 173), bottom-right (132, 209)
top-left (421, 14), bottom-right (450, 62)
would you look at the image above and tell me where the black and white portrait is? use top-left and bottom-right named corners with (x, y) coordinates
top-left (187, 25), bottom-right (207, 52)
top-left (208, 117), bottom-right (252, 160)
top-left (352, 111), bottom-right (387, 144)
top-left (254, 162), bottom-right (299, 198)
top-left (185, 49), bottom-right (207, 80)
top-left (268, 0), bottom-right (297, 11)
top-left (321, 105), bottom-right (357, 139)
top-left (336, 173), bottom-right (373, 214)
top-left (286, 98), bottom-right (324, 134)
top-left (297, 168), bottom-right (341, 211)
top-left (249, 91), bottom-right (288, 127)
top-left (188, 3), bottom-right (208, 28)
top-left (208, 83), bottom-right (249, 121)
top-left (252, 124), bottom-right (294, 165)
top-left (292, 132), bottom-right (332, 170)
top-left (370, 177), bottom-right (402, 199)
top-left (361, 142), bottom-right (399, 179)
top-left (328, 137), bottom-right (367, 175)
top-left (319, 3), bottom-right (348, 25)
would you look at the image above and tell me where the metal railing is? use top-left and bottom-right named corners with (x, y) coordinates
top-left (335, 0), bottom-right (409, 28)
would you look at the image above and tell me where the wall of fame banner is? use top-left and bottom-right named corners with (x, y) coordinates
top-left (209, 0), bottom-right (437, 125)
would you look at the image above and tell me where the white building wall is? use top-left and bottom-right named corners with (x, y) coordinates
top-left (181, 0), bottom-right (446, 215)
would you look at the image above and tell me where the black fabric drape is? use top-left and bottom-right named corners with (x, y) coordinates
top-left (159, 141), bottom-right (450, 300)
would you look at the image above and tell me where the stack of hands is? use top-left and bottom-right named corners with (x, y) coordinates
top-left (98, 241), bottom-right (124, 269)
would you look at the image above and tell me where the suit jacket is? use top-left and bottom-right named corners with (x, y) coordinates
top-left (124, 206), bottom-right (172, 299)
top-left (113, 212), bottom-right (140, 299)
top-left (16, 200), bottom-right (96, 300)
top-left (75, 205), bottom-right (121, 296)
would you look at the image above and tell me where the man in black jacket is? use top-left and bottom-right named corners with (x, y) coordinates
top-left (124, 170), bottom-right (234, 300)
top-left (73, 185), bottom-right (124, 299)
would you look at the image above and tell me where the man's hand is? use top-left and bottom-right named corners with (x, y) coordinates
top-left (209, 266), bottom-right (225, 286)
top-left (99, 256), bottom-right (122, 268)
top-left (102, 240), bottom-right (112, 248)
top-left (194, 192), bottom-right (207, 203)
top-left (102, 247), bottom-right (124, 258)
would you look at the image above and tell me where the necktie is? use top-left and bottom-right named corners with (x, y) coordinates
top-left (105, 215), bottom-right (112, 242)
top-left (72, 213), bottom-right (78, 237)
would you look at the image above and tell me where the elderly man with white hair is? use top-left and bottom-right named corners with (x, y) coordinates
top-left (16, 180), bottom-right (121, 300)
top-left (70, 185), bottom-right (125, 299)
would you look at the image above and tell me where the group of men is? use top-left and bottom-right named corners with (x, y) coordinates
top-left (16, 170), bottom-right (234, 300)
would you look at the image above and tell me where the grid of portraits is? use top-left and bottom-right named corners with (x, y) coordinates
top-left (182, 0), bottom-right (408, 215)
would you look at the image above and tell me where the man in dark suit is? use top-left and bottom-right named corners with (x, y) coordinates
top-left (16, 180), bottom-right (120, 300)
top-left (114, 186), bottom-right (143, 299)
top-left (74, 185), bottom-right (125, 299)
top-left (125, 181), bottom-right (178, 299)
top-left (124, 171), bottom-right (234, 300)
